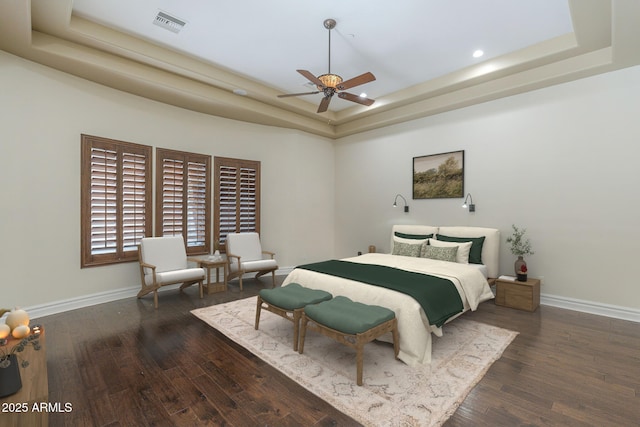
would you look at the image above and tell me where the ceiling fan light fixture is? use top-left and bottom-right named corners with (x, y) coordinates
top-left (277, 18), bottom-right (375, 112)
top-left (318, 73), bottom-right (343, 89)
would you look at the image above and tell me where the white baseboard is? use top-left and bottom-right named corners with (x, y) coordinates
top-left (22, 267), bottom-right (295, 320)
top-left (12, 269), bottom-right (637, 323)
top-left (541, 293), bottom-right (640, 323)
top-left (23, 286), bottom-right (140, 320)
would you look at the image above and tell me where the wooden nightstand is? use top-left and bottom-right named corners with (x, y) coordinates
top-left (495, 277), bottom-right (540, 312)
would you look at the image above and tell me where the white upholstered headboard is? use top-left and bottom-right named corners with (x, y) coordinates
top-left (390, 225), bottom-right (500, 279)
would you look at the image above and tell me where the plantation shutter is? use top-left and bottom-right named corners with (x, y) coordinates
top-left (239, 166), bottom-right (258, 232)
top-left (218, 164), bottom-right (239, 243)
top-left (81, 135), bottom-right (152, 267)
top-left (214, 157), bottom-right (260, 251)
top-left (122, 151), bottom-right (149, 252)
top-left (187, 160), bottom-right (208, 248)
top-left (160, 157), bottom-right (184, 237)
top-left (88, 145), bottom-right (118, 256)
top-left (156, 149), bottom-right (211, 255)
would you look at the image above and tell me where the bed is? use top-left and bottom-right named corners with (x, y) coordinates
top-left (281, 225), bottom-right (499, 366)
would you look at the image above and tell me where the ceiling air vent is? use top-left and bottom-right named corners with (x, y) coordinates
top-left (153, 11), bottom-right (186, 33)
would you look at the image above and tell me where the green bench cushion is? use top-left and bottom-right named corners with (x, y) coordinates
top-left (259, 283), bottom-right (332, 310)
top-left (304, 296), bottom-right (395, 335)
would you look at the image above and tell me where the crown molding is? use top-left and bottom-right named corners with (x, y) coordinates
top-left (1, 0), bottom-right (639, 139)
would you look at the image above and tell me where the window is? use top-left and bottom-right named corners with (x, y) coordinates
top-left (156, 148), bottom-right (211, 255)
top-left (81, 135), bottom-right (152, 267)
top-left (214, 157), bottom-right (261, 251)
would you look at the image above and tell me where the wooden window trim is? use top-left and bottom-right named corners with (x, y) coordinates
top-left (156, 148), bottom-right (211, 256)
top-left (214, 156), bottom-right (261, 253)
top-left (81, 134), bottom-right (152, 267)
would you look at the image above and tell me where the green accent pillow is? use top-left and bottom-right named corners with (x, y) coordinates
top-left (435, 234), bottom-right (485, 264)
top-left (394, 231), bottom-right (433, 240)
top-left (392, 241), bottom-right (423, 257)
top-left (421, 245), bottom-right (458, 262)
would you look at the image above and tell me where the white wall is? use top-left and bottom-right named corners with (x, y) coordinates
top-left (335, 65), bottom-right (640, 310)
top-left (0, 51), bottom-right (335, 309)
top-left (2, 49), bottom-right (640, 315)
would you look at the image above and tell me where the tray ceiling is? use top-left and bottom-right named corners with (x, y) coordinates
top-left (1, 0), bottom-right (639, 138)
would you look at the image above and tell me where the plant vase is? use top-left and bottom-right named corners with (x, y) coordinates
top-left (514, 256), bottom-right (528, 282)
top-left (0, 354), bottom-right (23, 397)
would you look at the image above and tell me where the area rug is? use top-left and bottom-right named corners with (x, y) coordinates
top-left (191, 297), bottom-right (517, 427)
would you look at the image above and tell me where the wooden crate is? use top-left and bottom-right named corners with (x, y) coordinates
top-left (495, 278), bottom-right (540, 312)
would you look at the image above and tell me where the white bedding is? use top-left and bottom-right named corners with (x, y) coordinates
top-left (282, 253), bottom-right (494, 366)
top-left (468, 263), bottom-right (488, 279)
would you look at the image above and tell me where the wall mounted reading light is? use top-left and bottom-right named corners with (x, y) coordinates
top-left (393, 194), bottom-right (409, 213)
top-left (462, 193), bottom-right (475, 212)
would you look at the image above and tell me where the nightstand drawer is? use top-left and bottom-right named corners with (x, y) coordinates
top-left (495, 279), bottom-right (540, 312)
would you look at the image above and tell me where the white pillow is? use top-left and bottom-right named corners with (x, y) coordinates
top-left (428, 238), bottom-right (472, 264)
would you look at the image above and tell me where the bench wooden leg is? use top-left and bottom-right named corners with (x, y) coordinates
top-left (391, 319), bottom-right (400, 358)
top-left (255, 296), bottom-right (263, 330)
top-left (298, 315), bottom-right (309, 354)
top-left (300, 313), bottom-right (398, 386)
top-left (356, 339), bottom-right (364, 386)
top-left (292, 309), bottom-right (303, 351)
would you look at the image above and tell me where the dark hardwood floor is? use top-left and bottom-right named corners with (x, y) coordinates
top-left (33, 277), bottom-right (640, 426)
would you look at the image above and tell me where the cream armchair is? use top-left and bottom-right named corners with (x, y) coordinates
top-left (226, 232), bottom-right (278, 290)
top-left (137, 235), bottom-right (205, 308)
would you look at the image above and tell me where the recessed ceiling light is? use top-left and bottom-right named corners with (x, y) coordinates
top-left (359, 93), bottom-right (367, 98)
top-left (473, 50), bottom-right (484, 58)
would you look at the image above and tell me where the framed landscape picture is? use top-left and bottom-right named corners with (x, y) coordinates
top-left (413, 150), bottom-right (464, 199)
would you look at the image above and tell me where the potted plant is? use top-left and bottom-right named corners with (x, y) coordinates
top-left (505, 225), bottom-right (534, 282)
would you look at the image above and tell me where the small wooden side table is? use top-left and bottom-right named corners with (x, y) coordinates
top-left (495, 277), bottom-right (540, 312)
top-left (0, 329), bottom-right (48, 427)
top-left (190, 257), bottom-right (228, 293)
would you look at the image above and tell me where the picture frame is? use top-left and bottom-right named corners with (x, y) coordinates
top-left (413, 150), bottom-right (464, 199)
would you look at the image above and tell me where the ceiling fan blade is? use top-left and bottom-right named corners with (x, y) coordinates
top-left (297, 69), bottom-right (325, 88)
top-left (336, 72), bottom-right (376, 91)
top-left (338, 92), bottom-right (375, 106)
top-left (278, 91), bottom-right (320, 98)
top-left (317, 95), bottom-right (332, 113)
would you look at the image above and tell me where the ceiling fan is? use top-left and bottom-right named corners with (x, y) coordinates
top-left (278, 18), bottom-right (376, 113)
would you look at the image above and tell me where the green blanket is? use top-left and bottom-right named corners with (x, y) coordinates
top-left (296, 260), bottom-right (463, 327)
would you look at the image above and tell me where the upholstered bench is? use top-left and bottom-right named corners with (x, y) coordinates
top-left (299, 296), bottom-right (399, 386)
top-left (255, 283), bottom-right (332, 351)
